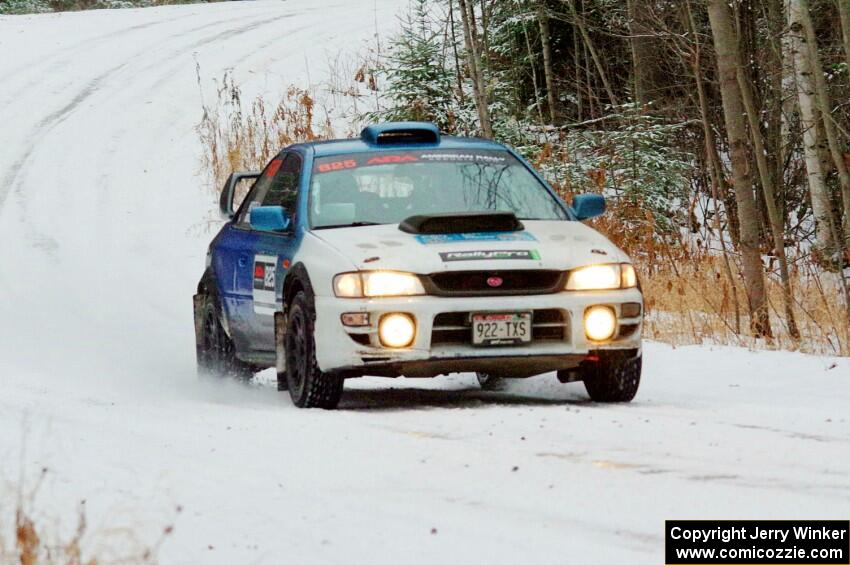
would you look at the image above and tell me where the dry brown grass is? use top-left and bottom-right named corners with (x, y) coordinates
top-left (196, 72), bottom-right (334, 196)
top-left (2, 468), bottom-right (176, 565)
top-left (591, 204), bottom-right (850, 356)
top-left (195, 78), bottom-right (848, 357)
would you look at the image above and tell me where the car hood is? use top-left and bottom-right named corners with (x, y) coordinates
top-left (309, 220), bottom-right (630, 273)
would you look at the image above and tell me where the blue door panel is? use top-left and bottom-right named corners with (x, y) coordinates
top-left (211, 225), bottom-right (259, 350)
top-left (212, 149), bottom-right (308, 357)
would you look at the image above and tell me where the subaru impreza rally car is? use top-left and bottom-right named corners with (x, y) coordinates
top-left (193, 122), bottom-right (643, 409)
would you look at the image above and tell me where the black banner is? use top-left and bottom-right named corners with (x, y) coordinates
top-left (666, 520), bottom-right (849, 564)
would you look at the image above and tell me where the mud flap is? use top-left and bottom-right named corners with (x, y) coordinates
top-left (274, 311), bottom-right (286, 377)
top-left (556, 369), bottom-right (582, 383)
top-left (193, 294), bottom-right (205, 358)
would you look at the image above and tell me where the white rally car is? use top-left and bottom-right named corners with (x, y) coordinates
top-left (194, 122), bottom-right (643, 409)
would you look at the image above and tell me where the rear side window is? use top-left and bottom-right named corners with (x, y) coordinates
top-left (261, 153), bottom-right (301, 214)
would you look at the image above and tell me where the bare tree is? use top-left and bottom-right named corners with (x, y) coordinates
top-left (737, 60), bottom-right (801, 339)
top-left (788, 0), bottom-right (836, 253)
top-left (538, 2), bottom-right (558, 123)
top-left (707, 0), bottom-right (772, 337)
top-left (522, 16), bottom-right (546, 125)
top-left (564, 0), bottom-right (619, 106)
top-left (458, 0), bottom-right (494, 137)
top-left (448, 0), bottom-right (466, 106)
top-left (837, 0), bottom-right (850, 82)
top-left (627, 0), bottom-right (659, 107)
top-left (797, 0), bottom-right (850, 241)
top-left (684, 0), bottom-right (742, 335)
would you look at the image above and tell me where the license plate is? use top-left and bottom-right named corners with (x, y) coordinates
top-left (471, 312), bottom-right (532, 346)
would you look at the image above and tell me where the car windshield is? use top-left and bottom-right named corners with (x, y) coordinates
top-left (309, 149), bottom-right (568, 228)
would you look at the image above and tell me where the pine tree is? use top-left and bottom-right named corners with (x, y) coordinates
top-left (378, 0), bottom-right (457, 130)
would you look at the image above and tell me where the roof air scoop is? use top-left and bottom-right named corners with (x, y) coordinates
top-left (361, 122), bottom-right (440, 145)
top-left (399, 211), bottom-right (524, 235)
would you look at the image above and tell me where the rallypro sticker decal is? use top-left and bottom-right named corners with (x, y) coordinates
top-left (439, 249), bottom-right (541, 262)
top-left (416, 232), bottom-right (537, 245)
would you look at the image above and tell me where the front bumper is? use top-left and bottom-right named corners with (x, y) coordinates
top-left (313, 288), bottom-right (643, 378)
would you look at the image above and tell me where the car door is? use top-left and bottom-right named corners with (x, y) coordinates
top-left (239, 151), bottom-right (304, 352)
top-left (213, 156), bottom-right (283, 353)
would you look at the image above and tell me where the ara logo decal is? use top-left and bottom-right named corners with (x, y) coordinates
top-left (439, 249), bottom-right (541, 262)
top-left (365, 155), bottom-right (419, 165)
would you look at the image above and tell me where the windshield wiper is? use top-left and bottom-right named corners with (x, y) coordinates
top-left (313, 221), bottom-right (383, 230)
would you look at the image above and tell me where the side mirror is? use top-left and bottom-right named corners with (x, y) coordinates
top-left (250, 206), bottom-right (291, 232)
top-left (220, 171), bottom-right (260, 218)
top-left (572, 193), bottom-right (606, 220)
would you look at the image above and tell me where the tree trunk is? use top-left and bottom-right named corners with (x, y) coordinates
top-left (523, 18), bottom-right (546, 126)
top-left (458, 0), bottom-right (494, 137)
top-left (448, 0), bottom-right (466, 107)
top-left (565, 0), bottom-right (619, 107)
top-left (538, 3), bottom-right (558, 123)
top-left (627, 0), bottom-right (657, 107)
top-left (788, 0), bottom-right (836, 253)
top-left (837, 0), bottom-right (850, 76)
top-left (707, 0), bottom-right (772, 337)
top-left (737, 64), bottom-right (800, 340)
top-left (480, 0), bottom-right (491, 56)
top-left (798, 0), bottom-right (850, 241)
top-left (765, 0), bottom-right (786, 222)
top-left (573, 13), bottom-right (582, 121)
top-left (685, 0), bottom-right (741, 334)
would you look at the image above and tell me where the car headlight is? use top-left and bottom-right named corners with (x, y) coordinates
top-left (566, 263), bottom-right (638, 291)
top-left (333, 271), bottom-right (425, 298)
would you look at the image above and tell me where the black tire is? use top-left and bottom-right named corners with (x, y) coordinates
top-left (196, 293), bottom-right (253, 380)
top-left (582, 351), bottom-right (641, 402)
top-left (476, 372), bottom-right (507, 391)
top-left (284, 291), bottom-right (343, 409)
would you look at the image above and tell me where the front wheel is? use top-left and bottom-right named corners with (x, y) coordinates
top-left (284, 291), bottom-right (343, 409)
top-left (582, 351), bottom-right (641, 402)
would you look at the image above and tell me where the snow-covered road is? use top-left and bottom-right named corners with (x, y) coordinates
top-left (0, 3), bottom-right (848, 564)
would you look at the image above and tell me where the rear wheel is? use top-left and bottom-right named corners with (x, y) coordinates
top-left (582, 351), bottom-right (641, 402)
top-left (195, 293), bottom-right (253, 380)
top-left (476, 372), bottom-right (507, 391)
top-left (284, 291), bottom-right (343, 409)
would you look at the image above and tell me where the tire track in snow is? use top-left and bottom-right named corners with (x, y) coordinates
top-left (0, 11), bottom-right (291, 215)
top-left (0, 13), bottom-right (195, 85)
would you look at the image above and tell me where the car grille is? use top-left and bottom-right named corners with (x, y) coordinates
top-left (431, 309), bottom-right (569, 346)
top-left (422, 270), bottom-right (566, 297)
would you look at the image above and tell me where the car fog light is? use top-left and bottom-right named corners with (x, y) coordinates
top-left (378, 313), bottom-right (416, 348)
top-left (584, 306), bottom-right (616, 341)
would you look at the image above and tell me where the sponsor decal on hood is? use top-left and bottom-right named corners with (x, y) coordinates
top-left (439, 249), bottom-right (541, 262)
top-left (416, 231), bottom-right (537, 245)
